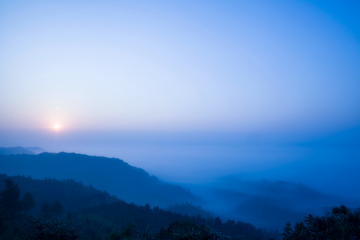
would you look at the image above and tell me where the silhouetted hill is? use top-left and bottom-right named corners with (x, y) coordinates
top-left (0, 174), bottom-right (120, 214)
top-left (0, 175), bottom-right (279, 240)
top-left (0, 152), bottom-right (199, 208)
top-left (0, 146), bottom-right (35, 155)
top-left (74, 199), bottom-right (278, 239)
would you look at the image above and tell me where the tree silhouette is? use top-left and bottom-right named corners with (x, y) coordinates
top-left (282, 205), bottom-right (360, 240)
top-left (0, 179), bottom-right (21, 219)
top-left (21, 192), bottom-right (35, 216)
top-left (40, 202), bottom-right (51, 216)
top-left (282, 221), bottom-right (293, 240)
top-left (51, 200), bottom-right (63, 216)
top-left (213, 217), bottom-right (223, 231)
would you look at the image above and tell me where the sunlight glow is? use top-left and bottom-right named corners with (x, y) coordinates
top-left (54, 124), bottom-right (60, 130)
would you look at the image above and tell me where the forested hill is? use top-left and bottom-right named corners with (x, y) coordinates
top-left (0, 175), bottom-right (279, 240)
top-left (0, 174), bottom-right (120, 214)
top-left (0, 152), bottom-right (199, 207)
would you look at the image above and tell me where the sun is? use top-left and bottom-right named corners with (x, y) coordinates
top-left (54, 123), bottom-right (60, 130)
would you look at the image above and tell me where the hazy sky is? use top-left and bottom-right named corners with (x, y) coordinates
top-left (1, 0), bottom-right (359, 134)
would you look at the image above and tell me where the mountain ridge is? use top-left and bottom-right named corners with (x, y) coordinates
top-left (0, 146), bottom-right (36, 155)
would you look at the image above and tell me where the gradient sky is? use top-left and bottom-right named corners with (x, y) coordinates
top-left (1, 1), bottom-right (360, 198)
top-left (1, 0), bottom-right (359, 134)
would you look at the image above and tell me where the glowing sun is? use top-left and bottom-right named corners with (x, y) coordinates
top-left (54, 123), bottom-right (60, 130)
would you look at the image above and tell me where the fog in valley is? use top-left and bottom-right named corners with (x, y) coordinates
top-left (1, 127), bottom-right (359, 231)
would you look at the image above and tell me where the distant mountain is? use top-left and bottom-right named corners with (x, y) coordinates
top-left (188, 177), bottom-right (347, 230)
top-left (0, 146), bottom-right (35, 155)
top-left (0, 152), bottom-right (199, 208)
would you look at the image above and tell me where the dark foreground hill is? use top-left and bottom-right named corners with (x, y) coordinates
top-left (0, 152), bottom-right (199, 208)
top-left (0, 174), bottom-right (120, 214)
top-left (0, 175), bottom-right (279, 240)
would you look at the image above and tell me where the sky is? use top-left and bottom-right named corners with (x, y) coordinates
top-left (1, 0), bottom-right (360, 197)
